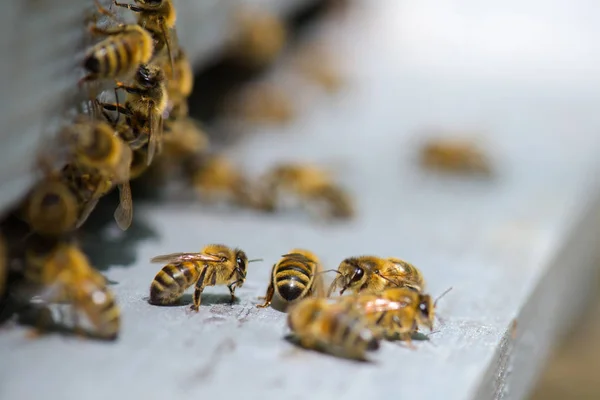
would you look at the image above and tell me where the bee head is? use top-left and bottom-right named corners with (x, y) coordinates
top-left (136, 65), bottom-right (164, 88)
top-left (135, 0), bottom-right (162, 8)
top-left (417, 294), bottom-right (434, 331)
top-left (336, 258), bottom-right (366, 294)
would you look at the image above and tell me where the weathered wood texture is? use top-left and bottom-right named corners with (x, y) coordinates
top-left (2, 1), bottom-right (600, 400)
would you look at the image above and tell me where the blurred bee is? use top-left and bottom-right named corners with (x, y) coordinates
top-left (79, 1), bottom-right (154, 85)
top-left (286, 297), bottom-right (380, 361)
top-left (100, 64), bottom-right (168, 166)
top-left (228, 8), bottom-right (288, 68)
top-left (156, 48), bottom-right (193, 119)
top-left (254, 163), bottom-right (354, 220)
top-left (149, 244), bottom-right (260, 311)
top-left (22, 176), bottom-right (80, 236)
top-left (183, 154), bottom-right (252, 207)
top-left (162, 117), bottom-right (209, 158)
top-left (222, 83), bottom-right (295, 125)
top-left (257, 249), bottom-right (325, 309)
top-left (335, 287), bottom-right (435, 348)
top-left (419, 137), bottom-right (492, 176)
top-left (293, 45), bottom-right (345, 94)
top-left (129, 143), bottom-right (151, 180)
top-left (0, 234), bottom-right (6, 297)
top-left (60, 161), bottom-right (133, 231)
top-left (60, 118), bottom-right (132, 184)
top-left (327, 256), bottom-right (424, 297)
top-left (23, 237), bottom-right (120, 340)
top-left (112, 0), bottom-right (178, 76)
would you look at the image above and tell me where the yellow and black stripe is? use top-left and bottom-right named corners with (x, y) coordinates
top-left (274, 253), bottom-right (314, 302)
top-left (149, 262), bottom-right (198, 305)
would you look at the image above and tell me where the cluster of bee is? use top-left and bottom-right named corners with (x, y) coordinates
top-left (147, 244), bottom-right (450, 362)
top-left (2, 0), bottom-right (191, 340)
top-left (0, 0), bottom-right (356, 341)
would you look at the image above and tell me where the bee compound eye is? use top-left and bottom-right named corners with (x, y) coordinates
top-left (350, 267), bottom-right (364, 283)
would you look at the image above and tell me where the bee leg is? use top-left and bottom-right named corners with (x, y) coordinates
top-left (191, 266), bottom-right (210, 312)
top-left (113, 1), bottom-right (145, 13)
top-left (100, 102), bottom-right (130, 117)
top-left (257, 266), bottom-right (276, 308)
top-left (227, 280), bottom-right (241, 304)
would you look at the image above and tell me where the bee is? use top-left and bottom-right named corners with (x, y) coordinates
top-left (149, 244), bottom-right (260, 311)
top-left (254, 163), bottom-right (354, 220)
top-left (156, 48), bottom-right (193, 118)
top-left (99, 64), bottom-right (168, 166)
top-left (0, 234), bottom-right (6, 297)
top-left (257, 249), bottom-right (325, 309)
top-left (327, 256), bottom-right (425, 297)
top-left (293, 45), bottom-right (345, 93)
top-left (229, 8), bottom-right (288, 68)
top-left (223, 83), bottom-right (295, 125)
top-left (112, 0), bottom-right (178, 77)
top-left (60, 119), bottom-right (132, 184)
top-left (22, 177), bottom-right (81, 236)
top-left (79, 1), bottom-right (154, 85)
top-left (286, 297), bottom-right (380, 361)
top-left (335, 287), bottom-right (434, 348)
top-left (386, 257), bottom-right (425, 292)
top-left (183, 154), bottom-right (252, 207)
top-left (162, 117), bottom-right (209, 159)
top-left (419, 137), bottom-right (492, 175)
top-left (129, 143), bottom-right (151, 180)
top-left (23, 237), bottom-right (120, 340)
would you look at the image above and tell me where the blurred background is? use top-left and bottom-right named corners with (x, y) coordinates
top-left (1, 0), bottom-right (600, 399)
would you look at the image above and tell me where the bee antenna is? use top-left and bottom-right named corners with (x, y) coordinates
top-left (434, 286), bottom-right (453, 307)
top-left (248, 258), bottom-right (263, 263)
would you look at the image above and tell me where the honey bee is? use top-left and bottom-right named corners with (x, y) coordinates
top-left (156, 48), bottom-right (193, 118)
top-left (162, 117), bottom-right (209, 159)
top-left (335, 287), bottom-right (434, 347)
top-left (100, 64), bottom-right (168, 166)
top-left (419, 137), bottom-right (492, 175)
top-left (60, 119), bottom-right (132, 184)
top-left (129, 143), bottom-right (151, 180)
top-left (149, 244), bottom-right (260, 311)
top-left (22, 177), bottom-right (81, 236)
top-left (0, 234), bottom-right (6, 297)
top-left (293, 45), bottom-right (345, 93)
top-left (229, 8), bottom-right (288, 68)
top-left (257, 249), bottom-right (325, 309)
top-left (223, 83), bottom-right (295, 125)
top-left (183, 154), bottom-right (252, 206)
top-left (286, 297), bottom-right (380, 361)
top-left (112, 0), bottom-right (178, 76)
top-left (386, 257), bottom-right (425, 292)
top-left (23, 237), bottom-right (120, 340)
top-left (80, 1), bottom-right (154, 85)
top-left (327, 256), bottom-right (425, 297)
top-left (254, 163), bottom-right (354, 220)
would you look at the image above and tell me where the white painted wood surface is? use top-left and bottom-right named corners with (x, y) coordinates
top-left (2, 1), bottom-right (600, 399)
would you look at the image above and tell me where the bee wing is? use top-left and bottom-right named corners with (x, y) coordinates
top-left (362, 298), bottom-right (412, 314)
top-left (146, 103), bottom-right (157, 166)
top-left (113, 182), bottom-right (133, 231)
top-left (114, 144), bottom-right (132, 183)
top-left (161, 22), bottom-right (177, 82)
top-left (75, 197), bottom-right (100, 229)
top-left (150, 252), bottom-right (222, 264)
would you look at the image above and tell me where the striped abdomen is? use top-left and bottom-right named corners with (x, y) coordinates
top-left (150, 262), bottom-right (198, 305)
top-left (79, 280), bottom-right (120, 340)
top-left (84, 31), bottom-right (152, 79)
top-left (274, 257), bottom-right (314, 303)
top-left (322, 306), bottom-right (380, 360)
